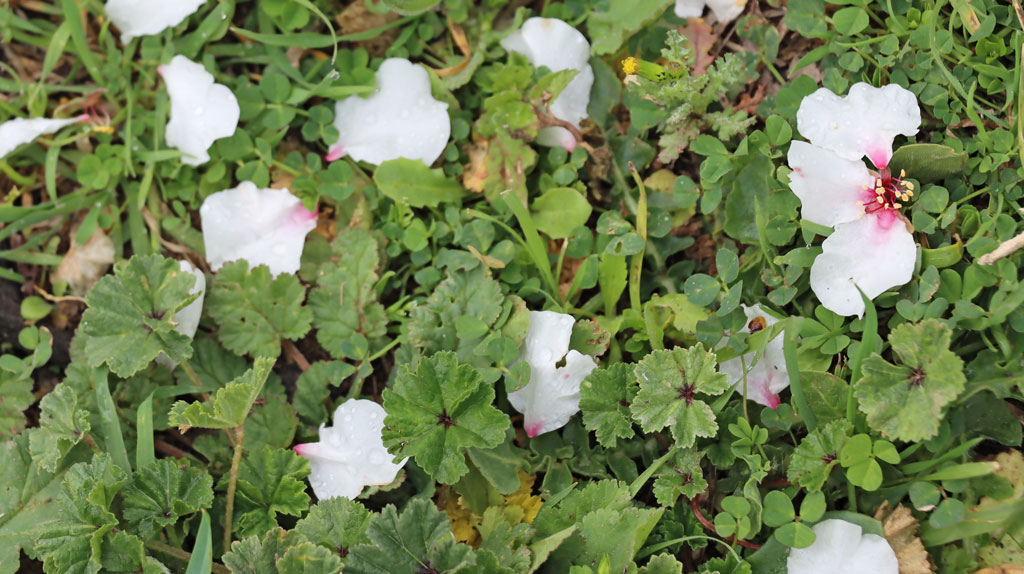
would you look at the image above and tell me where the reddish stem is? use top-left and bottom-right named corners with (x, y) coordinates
top-left (688, 497), bottom-right (762, 551)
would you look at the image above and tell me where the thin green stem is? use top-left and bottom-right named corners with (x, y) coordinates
top-left (223, 425), bottom-right (245, 552)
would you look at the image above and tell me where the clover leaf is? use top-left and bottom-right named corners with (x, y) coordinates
top-left (382, 351), bottom-right (509, 484)
top-left (630, 345), bottom-right (731, 448)
top-left (80, 254), bottom-right (199, 377)
top-left (853, 319), bottom-right (966, 441)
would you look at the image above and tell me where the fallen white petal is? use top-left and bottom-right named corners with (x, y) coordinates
top-left (507, 310), bottom-right (598, 437)
top-left (674, 0), bottom-right (707, 18)
top-left (156, 260), bottom-right (206, 370)
top-left (809, 214), bottom-right (916, 317)
top-left (705, 0), bottom-right (747, 21)
top-left (718, 304), bottom-right (789, 409)
top-left (294, 400), bottom-right (407, 500)
top-left (328, 58), bottom-right (450, 166)
top-left (796, 83), bottom-right (920, 167)
top-left (0, 116), bottom-right (86, 160)
top-left (105, 0), bottom-right (207, 42)
top-left (787, 141), bottom-right (876, 228)
top-left (199, 181), bottom-right (317, 276)
top-left (159, 55), bottom-right (239, 166)
top-left (500, 17), bottom-right (594, 149)
top-left (787, 519), bottom-right (898, 574)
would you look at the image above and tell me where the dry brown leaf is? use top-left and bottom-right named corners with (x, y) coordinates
top-left (681, 19), bottom-right (718, 75)
top-left (874, 501), bottom-right (935, 574)
top-left (462, 141), bottom-right (489, 193)
top-left (336, 0), bottom-right (400, 56)
top-left (52, 228), bottom-right (114, 296)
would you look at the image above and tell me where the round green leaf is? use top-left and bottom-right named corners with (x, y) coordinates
top-left (774, 522), bottom-right (817, 548)
top-left (799, 490), bottom-right (826, 522)
top-left (20, 296), bottom-right (53, 321)
top-left (847, 458), bottom-right (883, 491)
top-left (763, 490), bottom-right (796, 527)
top-left (832, 7), bottom-right (869, 35)
top-left (531, 188), bottom-right (593, 240)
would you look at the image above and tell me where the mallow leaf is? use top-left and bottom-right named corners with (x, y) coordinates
top-left (579, 362), bottom-right (638, 448)
top-left (206, 260), bottom-right (312, 358)
top-left (231, 446), bottom-right (311, 538)
top-left (345, 499), bottom-right (474, 574)
top-left (222, 528), bottom-right (299, 574)
top-left (853, 319), bottom-right (966, 441)
top-left (121, 459), bottom-right (214, 539)
top-left (786, 420), bottom-right (851, 491)
top-left (0, 329), bottom-right (51, 438)
top-left (630, 345), bottom-right (731, 448)
top-left (293, 361), bottom-right (356, 427)
top-left (653, 450), bottom-right (708, 506)
top-left (293, 497), bottom-right (372, 554)
top-left (169, 357), bottom-right (274, 431)
top-left (28, 383), bottom-right (91, 472)
top-left (382, 351), bottom-right (509, 484)
top-left (308, 229), bottom-right (387, 360)
top-left (80, 254), bottom-right (198, 377)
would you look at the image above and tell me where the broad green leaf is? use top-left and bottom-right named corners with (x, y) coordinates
top-left (28, 383), bottom-right (91, 472)
top-left (889, 143), bottom-right (967, 183)
top-left (853, 319), bottom-right (966, 441)
top-left (168, 357), bottom-right (275, 431)
top-left (244, 394), bottom-right (299, 452)
top-left (652, 450), bottom-right (708, 506)
top-left (0, 435), bottom-right (83, 574)
top-left (641, 554), bottom-right (684, 574)
top-left (174, 334), bottom-right (251, 391)
top-left (277, 543), bottom-right (343, 574)
top-left (579, 362), bottom-right (638, 448)
top-left (80, 254), bottom-right (198, 377)
top-left (206, 260), bottom-right (312, 358)
top-left (308, 229), bottom-right (387, 360)
top-left (373, 158), bottom-right (466, 207)
top-left (800, 371), bottom-right (849, 426)
top-left (382, 352), bottom-right (509, 484)
top-left (223, 528), bottom-right (299, 574)
top-left (531, 187), bottom-right (593, 239)
top-left (762, 491), bottom-right (795, 527)
top-left (786, 420), bottom-right (851, 491)
top-left (467, 436), bottom-right (528, 495)
top-left (121, 459), bottom-right (214, 539)
top-left (345, 499), bottom-right (471, 574)
top-left (630, 346), bottom-right (731, 448)
top-left (587, 0), bottom-right (673, 55)
top-left (293, 361), bottom-right (355, 427)
top-left (232, 446), bottom-right (311, 538)
top-left (578, 506), bottom-right (663, 573)
top-left (532, 480), bottom-right (633, 570)
top-left (293, 498), bottom-right (372, 553)
top-left (0, 370), bottom-right (35, 439)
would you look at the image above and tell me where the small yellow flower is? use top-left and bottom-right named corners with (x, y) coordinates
top-left (621, 57), bottom-right (638, 76)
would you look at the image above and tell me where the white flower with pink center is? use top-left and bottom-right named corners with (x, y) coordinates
top-left (788, 83), bottom-right (921, 317)
top-left (199, 182), bottom-right (316, 276)
top-left (718, 304), bottom-right (789, 409)
top-left (507, 310), bottom-right (598, 438)
top-left (0, 115), bottom-right (88, 159)
top-left (294, 400), bottom-right (407, 500)
top-left (326, 58), bottom-right (450, 166)
top-left (500, 17), bottom-right (594, 151)
top-left (675, 0), bottom-right (747, 22)
top-left (787, 519), bottom-right (898, 574)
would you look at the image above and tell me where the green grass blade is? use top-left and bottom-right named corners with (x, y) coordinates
top-left (136, 392), bottom-right (155, 469)
top-left (94, 367), bottom-right (132, 473)
top-left (186, 511), bottom-right (213, 574)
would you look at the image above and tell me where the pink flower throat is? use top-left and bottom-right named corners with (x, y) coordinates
top-left (859, 167), bottom-right (914, 216)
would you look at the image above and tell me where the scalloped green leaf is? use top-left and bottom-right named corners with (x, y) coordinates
top-left (168, 357), bottom-right (274, 431)
top-left (580, 362), bottom-right (638, 448)
top-left (231, 446), bottom-right (310, 539)
top-left (293, 497), bottom-right (372, 554)
top-left (345, 499), bottom-right (473, 574)
top-left (28, 383), bottom-right (91, 472)
top-left (786, 420), bottom-right (851, 492)
top-left (121, 459), bottom-right (214, 539)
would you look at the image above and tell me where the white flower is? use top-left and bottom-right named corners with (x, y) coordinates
top-left (507, 311), bottom-right (598, 437)
top-left (199, 181), bottom-right (317, 276)
top-left (787, 519), bottom-right (899, 574)
top-left (156, 260), bottom-right (206, 370)
top-left (500, 17), bottom-right (594, 150)
top-left (158, 55), bottom-right (239, 166)
top-left (326, 58), bottom-right (450, 166)
top-left (717, 304), bottom-right (788, 409)
top-left (675, 0), bottom-right (747, 22)
top-left (105, 0), bottom-right (207, 42)
top-left (0, 115), bottom-right (87, 160)
top-left (788, 83), bottom-right (921, 317)
top-left (294, 400), bottom-right (407, 500)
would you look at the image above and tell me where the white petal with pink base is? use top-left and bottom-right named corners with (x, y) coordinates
top-left (675, 0), bottom-right (747, 22)
top-left (507, 310), bottom-right (598, 437)
top-left (294, 400), bottom-right (407, 500)
top-left (787, 519), bottom-right (898, 574)
top-left (796, 83), bottom-right (920, 168)
top-left (199, 182), bottom-right (317, 276)
top-left (159, 55), bottom-right (239, 166)
top-left (105, 0), bottom-right (207, 42)
top-left (327, 58), bottom-right (450, 166)
top-left (810, 215), bottom-right (916, 318)
top-left (0, 115), bottom-right (87, 159)
top-left (787, 141), bottom-right (876, 228)
top-left (718, 304), bottom-right (789, 409)
top-left (500, 17), bottom-right (594, 150)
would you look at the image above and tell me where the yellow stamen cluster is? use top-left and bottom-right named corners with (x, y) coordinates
top-left (621, 57), bottom-right (638, 76)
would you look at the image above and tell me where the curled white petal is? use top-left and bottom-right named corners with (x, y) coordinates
top-left (705, 0), bottom-right (747, 21)
top-left (718, 304), bottom-right (789, 409)
top-left (809, 214), bottom-right (916, 317)
top-left (294, 400), bottom-right (407, 500)
top-left (796, 83), bottom-right (921, 167)
top-left (159, 55), bottom-right (239, 166)
top-left (507, 311), bottom-right (598, 437)
top-left (0, 116), bottom-right (85, 159)
top-left (156, 260), bottom-right (205, 370)
top-left (328, 58), bottom-right (450, 166)
top-left (787, 141), bottom-right (876, 228)
top-left (199, 181), bottom-right (317, 276)
top-left (500, 17), bottom-right (594, 149)
top-left (105, 0), bottom-right (207, 42)
top-left (787, 519), bottom-right (898, 574)
top-left (674, 0), bottom-right (707, 18)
